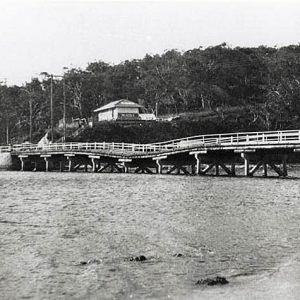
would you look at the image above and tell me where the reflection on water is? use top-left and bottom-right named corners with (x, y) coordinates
top-left (0, 171), bottom-right (299, 299)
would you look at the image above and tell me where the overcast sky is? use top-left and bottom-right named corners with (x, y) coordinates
top-left (0, 0), bottom-right (299, 85)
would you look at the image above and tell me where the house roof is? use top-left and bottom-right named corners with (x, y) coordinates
top-left (94, 99), bottom-right (143, 112)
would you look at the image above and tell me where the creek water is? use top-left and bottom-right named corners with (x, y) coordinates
top-left (0, 171), bottom-right (300, 299)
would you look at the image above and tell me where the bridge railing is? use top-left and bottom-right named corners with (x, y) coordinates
top-left (1, 129), bottom-right (300, 154)
top-left (148, 129), bottom-right (300, 149)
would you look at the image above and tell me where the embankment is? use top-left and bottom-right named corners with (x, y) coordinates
top-left (0, 153), bottom-right (12, 170)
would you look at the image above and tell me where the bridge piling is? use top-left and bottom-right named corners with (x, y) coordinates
top-left (89, 155), bottom-right (101, 172)
top-left (153, 156), bottom-right (167, 174)
top-left (282, 155), bottom-right (288, 176)
top-left (18, 155), bottom-right (28, 172)
top-left (263, 162), bottom-right (268, 177)
top-left (59, 161), bottom-right (64, 172)
top-left (241, 153), bottom-right (250, 176)
top-left (41, 155), bottom-right (51, 172)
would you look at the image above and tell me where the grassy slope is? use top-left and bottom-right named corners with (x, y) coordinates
top-left (72, 107), bottom-right (265, 143)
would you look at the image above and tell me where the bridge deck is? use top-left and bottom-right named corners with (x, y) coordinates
top-left (1, 130), bottom-right (300, 176)
top-left (1, 129), bottom-right (300, 157)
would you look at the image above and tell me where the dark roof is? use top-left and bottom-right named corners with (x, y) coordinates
top-left (94, 99), bottom-right (143, 112)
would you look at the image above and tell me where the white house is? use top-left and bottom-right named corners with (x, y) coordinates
top-left (93, 99), bottom-right (156, 122)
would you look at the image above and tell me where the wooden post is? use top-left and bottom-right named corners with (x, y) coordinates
top-left (64, 154), bottom-right (75, 172)
top-left (68, 157), bottom-right (73, 172)
top-left (60, 161), bottom-right (64, 172)
top-left (44, 157), bottom-right (49, 172)
top-left (89, 155), bottom-right (101, 173)
top-left (118, 158), bottom-right (131, 173)
top-left (176, 165), bottom-right (181, 175)
top-left (91, 158), bottom-right (96, 172)
top-left (20, 157), bottom-right (25, 171)
top-left (191, 164), bottom-right (196, 175)
top-left (19, 155), bottom-right (28, 171)
top-left (231, 162), bottom-right (236, 176)
top-left (194, 153), bottom-right (200, 175)
top-left (215, 163), bottom-right (219, 176)
top-left (41, 155), bottom-right (51, 172)
top-left (241, 153), bottom-right (249, 176)
top-left (156, 159), bottom-right (162, 174)
top-left (33, 161), bottom-right (38, 172)
top-left (190, 151), bottom-right (206, 175)
top-left (152, 156), bottom-right (167, 174)
top-left (263, 162), bottom-right (268, 177)
top-left (282, 154), bottom-right (288, 177)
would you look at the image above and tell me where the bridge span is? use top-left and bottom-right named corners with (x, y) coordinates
top-left (1, 130), bottom-right (300, 177)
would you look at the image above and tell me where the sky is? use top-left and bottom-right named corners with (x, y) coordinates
top-left (0, 0), bottom-right (299, 86)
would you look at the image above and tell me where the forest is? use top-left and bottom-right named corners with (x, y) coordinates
top-left (0, 43), bottom-right (300, 144)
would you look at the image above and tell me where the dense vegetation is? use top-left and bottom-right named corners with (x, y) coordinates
top-left (0, 43), bottom-right (300, 144)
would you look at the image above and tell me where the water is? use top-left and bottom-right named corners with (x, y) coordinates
top-left (0, 171), bottom-right (300, 299)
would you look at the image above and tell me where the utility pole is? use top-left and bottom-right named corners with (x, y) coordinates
top-left (6, 115), bottom-right (9, 145)
top-left (0, 79), bottom-right (9, 144)
top-left (29, 95), bottom-right (32, 143)
top-left (29, 83), bottom-right (33, 143)
top-left (63, 77), bottom-right (66, 142)
top-left (50, 74), bottom-right (54, 143)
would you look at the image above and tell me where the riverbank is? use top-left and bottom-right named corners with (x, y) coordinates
top-left (186, 256), bottom-right (300, 300)
top-left (0, 153), bottom-right (12, 170)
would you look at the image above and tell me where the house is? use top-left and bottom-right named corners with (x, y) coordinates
top-left (93, 99), bottom-right (156, 122)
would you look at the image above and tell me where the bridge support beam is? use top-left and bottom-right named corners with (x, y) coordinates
top-left (91, 158), bottom-right (96, 172)
top-left (134, 166), bottom-right (154, 174)
top-left (215, 163), bottom-right (219, 176)
top-left (89, 155), bottom-right (101, 172)
top-left (263, 162), bottom-right (268, 177)
top-left (97, 162), bottom-right (123, 173)
top-left (156, 160), bottom-right (162, 174)
top-left (153, 156), bottom-right (167, 174)
top-left (190, 151), bottom-right (236, 176)
top-left (33, 160), bottom-right (38, 172)
top-left (241, 152), bottom-right (289, 177)
top-left (241, 153), bottom-right (250, 176)
top-left (19, 155), bottom-right (28, 171)
top-left (166, 163), bottom-right (191, 175)
top-left (119, 158), bottom-right (132, 173)
top-left (41, 155), bottom-right (51, 172)
top-left (248, 161), bottom-right (263, 176)
top-left (190, 151), bottom-right (207, 175)
top-left (45, 158), bottom-right (49, 172)
top-left (64, 154), bottom-right (75, 172)
top-left (68, 159), bottom-right (73, 172)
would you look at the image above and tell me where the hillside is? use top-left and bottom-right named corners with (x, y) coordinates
top-left (0, 44), bottom-right (300, 144)
top-left (72, 105), bottom-right (299, 144)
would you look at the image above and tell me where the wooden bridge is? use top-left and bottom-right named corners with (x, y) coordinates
top-left (1, 129), bottom-right (300, 177)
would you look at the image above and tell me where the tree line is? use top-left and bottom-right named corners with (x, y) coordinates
top-left (0, 43), bottom-right (300, 144)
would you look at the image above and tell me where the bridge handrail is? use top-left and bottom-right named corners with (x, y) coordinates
top-left (147, 129), bottom-right (300, 147)
top-left (1, 129), bottom-right (299, 153)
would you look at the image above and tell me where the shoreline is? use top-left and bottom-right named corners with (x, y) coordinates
top-left (184, 256), bottom-right (300, 300)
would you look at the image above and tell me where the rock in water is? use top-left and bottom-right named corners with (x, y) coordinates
top-left (129, 255), bottom-right (147, 262)
top-left (173, 253), bottom-right (183, 257)
top-left (196, 276), bottom-right (229, 286)
top-left (79, 259), bottom-right (101, 265)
